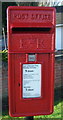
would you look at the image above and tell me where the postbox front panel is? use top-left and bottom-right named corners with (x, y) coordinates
top-left (8, 53), bottom-right (54, 117)
top-left (7, 6), bottom-right (55, 117)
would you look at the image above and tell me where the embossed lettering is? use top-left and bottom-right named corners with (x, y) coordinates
top-left (14, 13), bottom-right (28, 20)
top-left (31, 14), bottom-right (51, 20)
top-left (13, 13), bottom-right (51, 21)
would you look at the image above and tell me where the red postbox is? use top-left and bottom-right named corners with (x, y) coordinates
top-left (7, 6), bottom-right (56, 117)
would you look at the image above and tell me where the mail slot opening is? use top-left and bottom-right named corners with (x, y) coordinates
top-left (12, 27), bottom-right (51, 33)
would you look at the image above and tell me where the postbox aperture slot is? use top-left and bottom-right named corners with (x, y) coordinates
top-left (12, 27), bottom-right (51, 33)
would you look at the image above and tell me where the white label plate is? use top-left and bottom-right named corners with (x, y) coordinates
top-left (23, 64), bottom-right (41, 98)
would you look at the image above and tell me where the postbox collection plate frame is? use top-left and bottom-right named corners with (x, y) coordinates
top-left (20, 62), bottom-right (42, 100)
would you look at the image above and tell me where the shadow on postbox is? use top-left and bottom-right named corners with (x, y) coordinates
top-left (7, 6), bottom-right (56, 117)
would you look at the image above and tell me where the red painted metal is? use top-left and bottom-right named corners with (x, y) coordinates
top-left (7, 6), bottom-right (56, 117)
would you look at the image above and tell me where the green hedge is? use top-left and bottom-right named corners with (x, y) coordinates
top-left (0, 50), bottom-right (8, 62)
